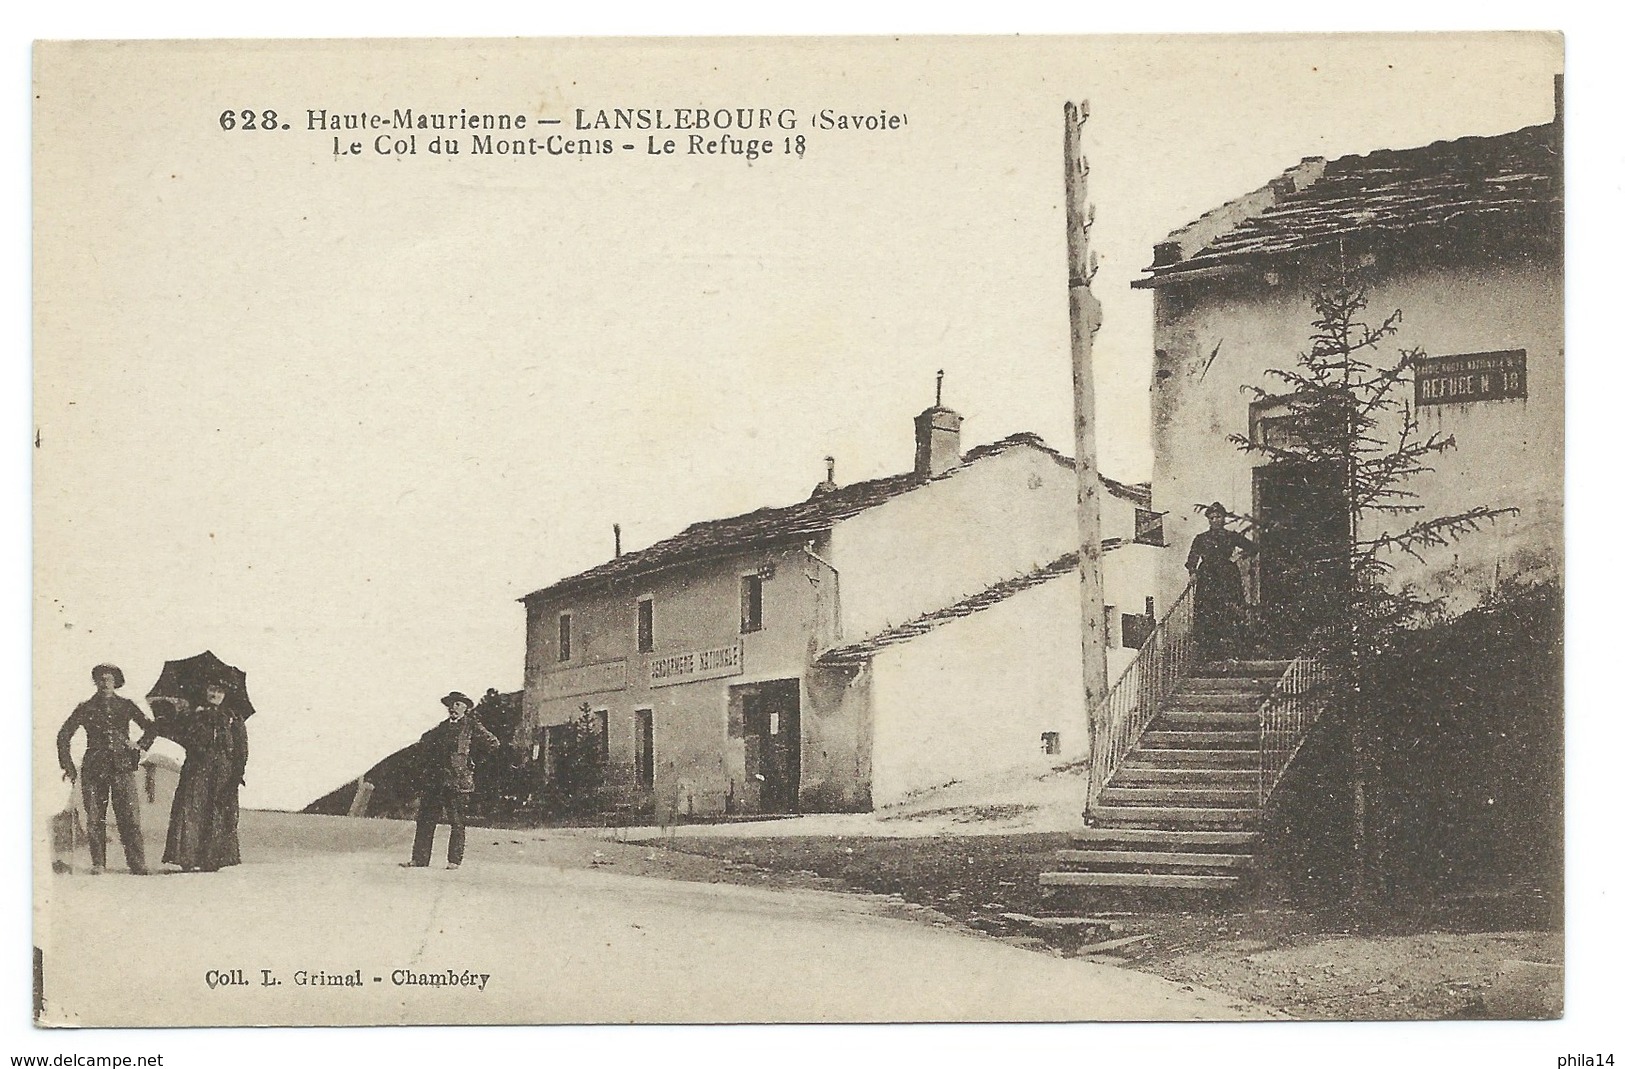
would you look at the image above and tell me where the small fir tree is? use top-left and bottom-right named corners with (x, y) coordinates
top-left (541, 703), bottom-right (608, 816)
top-left (1230, 267), bottom-right (1516, 905)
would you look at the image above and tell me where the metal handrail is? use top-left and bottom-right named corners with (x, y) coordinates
top-left (1084, 577), bottom-right (1197, 820)
top-left (1256, 654), bottom-right (1332, 812)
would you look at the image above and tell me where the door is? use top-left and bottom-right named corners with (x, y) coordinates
top-left (741, 681), bottom-right (801, 813)
top-left (1253, 463), bottom-right (1346, 655)
top-left (634, 710), bottom-right (654, 791)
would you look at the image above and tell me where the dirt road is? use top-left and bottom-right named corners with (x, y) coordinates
top-left (37, 810), bottom-right (1270, 1026)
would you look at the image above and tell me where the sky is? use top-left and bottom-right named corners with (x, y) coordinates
top-left (33, 35), bottom-right (1561, 815)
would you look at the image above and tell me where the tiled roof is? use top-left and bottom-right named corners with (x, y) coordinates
top-left (1138, 120), bottom-right (1561, 286)
top-left (817, 535), bottom-right (1149, 666)
top-left (524, 433), bottom-right (1101, 602)
top-left (817, 552), bottom-right (1082, 666)
top-left (1102, 475), bottom-right (1151, 508)
top-left (997, 431), bottom-right (1150, 506)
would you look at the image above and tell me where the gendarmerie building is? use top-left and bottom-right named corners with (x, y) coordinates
top-left (517, 397), bottom-right (1165, 816)
top-left (1136, 96), bottom-right (1562, 626)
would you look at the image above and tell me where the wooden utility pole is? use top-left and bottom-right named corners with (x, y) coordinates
top-left (1063, 100), bottom-right (1111, 788)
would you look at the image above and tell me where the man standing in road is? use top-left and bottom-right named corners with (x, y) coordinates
top-left (402, 692), bottom-right (501, 870)
top-left (57, 664), bottom-right (154, 875)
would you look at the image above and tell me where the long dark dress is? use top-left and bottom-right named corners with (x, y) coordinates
top-left (155, 704), bottom-right (248, 871)
top-left (1187, 527), bottom-right (1256, 657)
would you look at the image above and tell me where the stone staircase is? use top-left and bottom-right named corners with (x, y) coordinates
top-left (1041, 660), bottom-right (1294, 893)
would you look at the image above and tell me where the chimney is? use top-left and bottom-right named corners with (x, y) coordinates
top-left (810, 455), bottom-right (838, 497)
top-left (913, 369), bottom-right (962, 476)
top-left (613, 523), bottom-right (622, 558)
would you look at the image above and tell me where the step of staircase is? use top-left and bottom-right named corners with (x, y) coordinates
top-left (1070, 827), bottom-right (1256, 849)
top-left (1127, 747), bottom-right (1258, 767)
top-left (1162, 692), bottom-right (1268, 710)
top-left (1087, 805), bottom-right (1259, 828)
top-left (1053, 849), bottom-right (1254, 869)
top-left (1156, 709), bottom-right (1258, 728)
top-left (1039, 871), bottom-right (1241, 890)
top-left (1190, 660), bottom-right (1294, 678)
top-left (1180, 676), bottom-right (1278, 693)
top-left (1140, 730), bottom-right (1257, 749)
top-left (1099, 785), bottom-right (1255, 807)
top-left (1112, 766), bottom-right (1256, 785)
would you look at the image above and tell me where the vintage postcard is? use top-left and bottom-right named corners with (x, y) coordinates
top-left (33, 33), bottom-right (1564, 1030)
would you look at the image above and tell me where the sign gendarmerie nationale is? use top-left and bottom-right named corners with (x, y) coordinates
top-left (1416, 349), bottom-right (1528, 406)
top-left (648, 643), bottom-right (744, 688)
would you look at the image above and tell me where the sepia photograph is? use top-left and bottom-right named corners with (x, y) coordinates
top-left (24, 23), bottom-right (1589, 1056)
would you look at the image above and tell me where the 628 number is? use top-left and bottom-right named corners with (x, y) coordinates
top-left (219, 109), bottom-right (283, 132)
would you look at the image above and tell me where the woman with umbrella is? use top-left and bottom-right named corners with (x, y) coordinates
top-left (149, 674), bottom-right (249, 872)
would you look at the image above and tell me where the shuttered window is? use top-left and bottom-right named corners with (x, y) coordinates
top-left (741, 574), bottom-right (764, 633)
top-left (637, 598), bottom-right (654, 653)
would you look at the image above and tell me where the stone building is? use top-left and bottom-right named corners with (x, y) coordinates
top-left (517, 399), bottom-right (1164, 815)
top-left (1135, 101), bottom-right (1562, 635)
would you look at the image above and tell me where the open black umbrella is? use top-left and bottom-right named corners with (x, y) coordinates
top-left (146, 650), bottom-right (258, 719)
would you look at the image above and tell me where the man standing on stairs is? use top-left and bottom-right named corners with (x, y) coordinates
top-left (1187, 503), bottom-right (1256, 660)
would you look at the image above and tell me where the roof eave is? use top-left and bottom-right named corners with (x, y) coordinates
top-left (1135, 261), bottom-right (1252, 289)
top-left (519, 434), bottom-right (1146, 606)
top-left (521, 528), bottom-right (833, 606)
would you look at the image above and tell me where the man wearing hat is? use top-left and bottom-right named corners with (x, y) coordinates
top-left (56, 664), bottom-right (155, 875)
top-left (403, 692), bottom-right (501, 870)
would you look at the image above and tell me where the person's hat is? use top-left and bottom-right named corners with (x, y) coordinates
top-left (441, 691), bottom-right (474, 710)
top-left (203, 675), bottom-right (234, 692)
top-left (91, 664), bottom-right (125, 688)
top-left (1205, 502), bottom-right (1228, 518)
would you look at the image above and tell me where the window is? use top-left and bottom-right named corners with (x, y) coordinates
top-left (557, 613), bottom-right (573, 662)
top-left (1251, 393), bottom-right (1352, 453)
top-left (1250, 395), bottom-right (1313, 452)
top-left (1041, 732), bottom-right (1061, 756)
top-left (637, 597), bottom-right (654, 653)
top-left (1121, 615), bottom-right (1152, 650)
top-left (634, 709), bottom-right (654, 789)
top-left (1122, 597), bottom-right (1157, 650)
top-left (740, 574), bottom-right (764, 633)
top-left (1134, 508), bottom-right (1165, 546)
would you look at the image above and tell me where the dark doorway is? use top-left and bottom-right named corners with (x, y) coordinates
top-left (739, 680), bottom-right (801, 814)
top-left (634, 709), bottom-right (654, 790)
top-left (1254, 463), bottom-right (1347, 656)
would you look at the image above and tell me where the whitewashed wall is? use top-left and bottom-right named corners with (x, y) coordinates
top-left (1150, 254), bottom-right (1562, 613)
top-left (867, 574), bottom-right (1084, 807)
top-left (833, 445), bottom-right (1078, 644)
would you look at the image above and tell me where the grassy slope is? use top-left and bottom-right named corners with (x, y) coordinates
top-left (1261, 581), bottom-right (1563, 910)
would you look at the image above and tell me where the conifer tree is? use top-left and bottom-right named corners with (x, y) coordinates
top-left (1231, 267), bottom-right (1515, 903)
